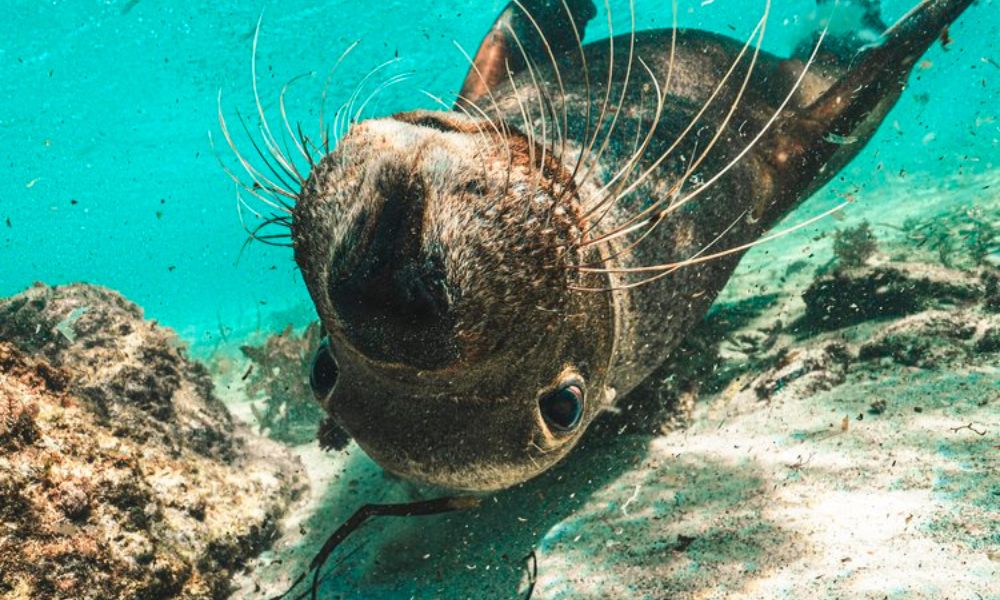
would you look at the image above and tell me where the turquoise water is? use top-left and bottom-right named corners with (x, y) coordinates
top-left (2, 0), bottom-right (996, 347)
top-left (2, 2), bottom-right (999, 599)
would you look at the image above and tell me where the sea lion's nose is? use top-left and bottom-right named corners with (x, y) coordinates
top-left (328, 178), bottom-right (457, 370)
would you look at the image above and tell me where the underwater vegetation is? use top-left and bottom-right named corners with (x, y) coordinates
top-left (900, 203), bottom-right (1000, 269)
top-left (832, 221), bottom-right (880, 268)
top-left (239, 323), bottom-right (325, 446)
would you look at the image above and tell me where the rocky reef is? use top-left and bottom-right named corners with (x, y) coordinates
top-left (0, 284), bottom-right (305, 600)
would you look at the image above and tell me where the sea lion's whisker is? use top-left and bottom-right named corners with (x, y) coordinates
top-left (499, 23), bottom-right (552, 189)
top-left (295, 121), bottom-right (318, 170)
top-left (209, 129), bottom-right (294, 219)
top-left (593, 11), bottom-right (834, 251)
top-left (573, 0), bottom-right (616, 192)
top-left (216, 91), bottom-right (297, 205)
top-left (576, 136), bottom-right (699, 270)
top-left (331, 100), bottom-right (350, 145)
top-left (332, 66), bottom-right (374, 141)
top-left (420, 90), bottom-right (493, 180)
top-left (512, 1), bottom-right (570, 165)
top-left (534, 80), bottom-right (566, 186)
top-left (580, 23), bottom-right (773, 248)
top-left (576, 202), bottom-right (848, 287)
top-left (351, 70), bottom-right (413, 125)
top-left (646, 2), bottom-right (770, 207)
top-left (235, 197), bottom-right (293, 238)
top-left (353, 71), bottom-right (415, 123)
top-left (452, 88), bottom-right (510, 162)
top-left (236, 192), bottom-right (294, 253)
top-left (560, 0), bottom-right (593, 193)
top-left (500, 23), bottom-right (547, 185)
top-left (458, 94), bottom-right (514, 180)
top-left (585, 56), bottom-right (666, 232)
top-left (570, 209), bottom-right (747, 292)
top-left (628, 86), bottom-right (648, 166)
top-left (537, 81), bottom-right (566, 180)
top-left (592, 0), bottom-right (771, 246)
top-left (591, 0), bottom-right (679, 207)
top-left (249, 16), bottom-right (300, 185)
top-left (452, 41), bottom-right (514, 185)
top-left (504, 57), bottom-right (537, 176)
top-left (494, 57), bottom-right (535, 194)
top-left (595, 2), bottom-right (678, 196)
top-left (235, 109), bottom-right (301, 196)
top-left (219, 158), bottom-right (291, 214)
top-left (536, 87), bottom-right (552, 190)
top-left (364, 74), bottom-right (412, 124)
top-left (581, 4), bottom-right (764, 231)
top-left (575, 0), bottom-right (636, 199)
top-left (234, 185), bottom-right (285, 227)
top-left (277, 72), bottom-right (314, 175)
top-left (319, 39), bottom-right (362, 154)
top-left (301, 119), bottom-right (325, 156)
top-left (337, 57), bottom-right (402, 139)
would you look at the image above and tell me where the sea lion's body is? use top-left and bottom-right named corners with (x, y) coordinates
top-left (281, 0), bottom-right (979, 491)
top-left (479, 29), bottom-right (841, 395)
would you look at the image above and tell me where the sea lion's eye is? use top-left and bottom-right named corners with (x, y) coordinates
top-left (539, 384), bottom-right (584, 432)
top-left (310, 338), bottom-right (339, 399)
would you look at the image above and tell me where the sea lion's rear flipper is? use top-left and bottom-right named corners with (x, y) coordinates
top-left (770, 0), bottom-right (976, 208)
top-left (456, 0), bottom-right (597, 108)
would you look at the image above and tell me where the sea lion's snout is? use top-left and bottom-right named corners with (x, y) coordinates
top-left (291, 111), bottom-right (616, 490)
top-left (325, 165), bottom-right (457, 370)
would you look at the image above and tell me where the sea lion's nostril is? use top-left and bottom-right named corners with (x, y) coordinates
top-left (394, 258), bottom-right (449, 318)
top-left (310, 338), bottom-right (339, 399)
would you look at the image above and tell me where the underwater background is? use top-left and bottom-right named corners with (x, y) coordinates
top-left (1, 1), bottom-right (999, 599)
top-left (1, 0), bottom-right (996, 348)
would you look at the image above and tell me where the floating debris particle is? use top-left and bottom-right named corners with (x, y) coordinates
top-left (54, 306), bottom-right (89, 342)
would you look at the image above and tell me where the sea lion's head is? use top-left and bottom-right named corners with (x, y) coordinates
top-left (292, 109), bottom-right (616, 491)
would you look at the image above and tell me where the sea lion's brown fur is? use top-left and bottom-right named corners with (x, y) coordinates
top-left (290, 0), bottom-right (977, 491)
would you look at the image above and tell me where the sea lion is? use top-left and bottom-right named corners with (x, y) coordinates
top-left (228, 0), bottom-right (978, 491)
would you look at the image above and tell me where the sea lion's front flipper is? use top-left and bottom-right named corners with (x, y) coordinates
top-left (769, 0), bottom-right (976, 212)
top-left (456, 0), bottom-right (597, 108)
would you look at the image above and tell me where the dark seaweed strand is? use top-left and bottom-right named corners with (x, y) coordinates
top-left (267, 496), bottom-right (480, 600)
top-left (521, 550), bottom-right (538, 600)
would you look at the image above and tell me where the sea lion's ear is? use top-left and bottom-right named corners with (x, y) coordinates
top-left (456, 0), bottom-right (597, 108)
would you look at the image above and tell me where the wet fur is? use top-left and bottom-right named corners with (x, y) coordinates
top-left (237, 0), bottom-right (979, 491)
